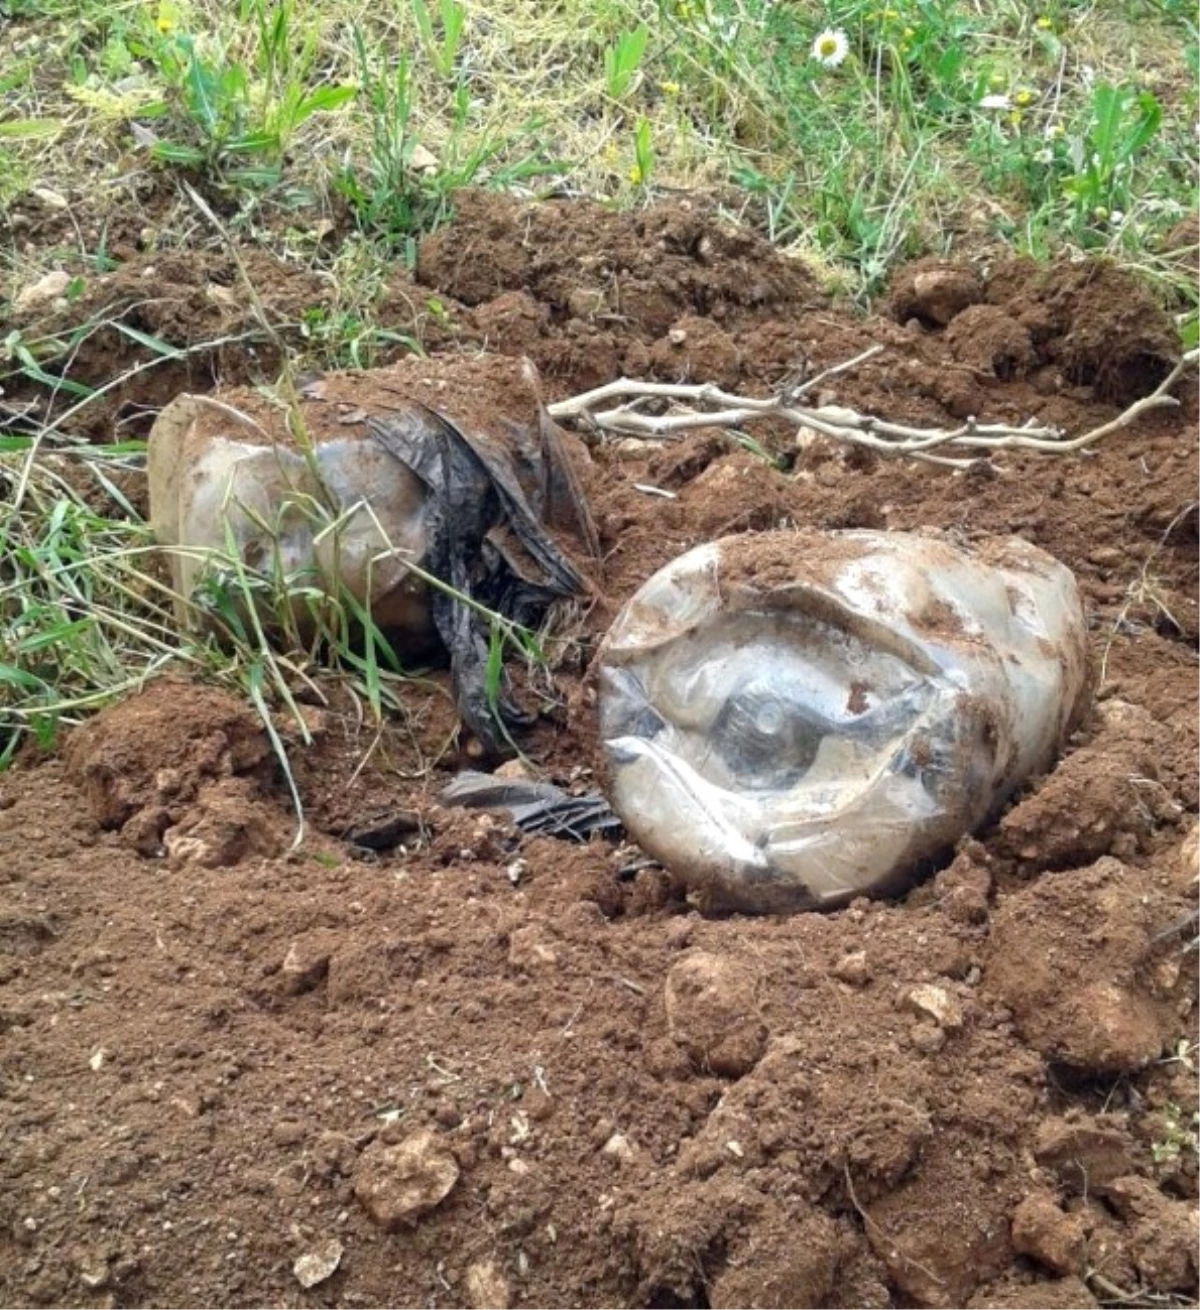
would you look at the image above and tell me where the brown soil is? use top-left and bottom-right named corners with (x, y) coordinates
top-left (1, 192), bottom-right (1198, 1310)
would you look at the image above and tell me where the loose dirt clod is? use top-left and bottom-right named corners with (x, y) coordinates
top-left (664, 951), bottom-right (768, 1077)
top-left (889, 260), bottom-right (984, 326)
top-left (1034, 1115), bottom-right (1136, 1193)
top-left (986, 857), bottom-right (1181, 1073)
top-left (464, 1260), bottom-right (512, 1309)
top-left (1010, 1192), bottom-right (1087, 1276)
top-left (352, 1128), bottom-right (460, 1230)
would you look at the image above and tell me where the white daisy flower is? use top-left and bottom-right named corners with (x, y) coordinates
top-left (979, 93), bottom-right (1012, 110)
top-left (812, 28), bottom-right (849, 67)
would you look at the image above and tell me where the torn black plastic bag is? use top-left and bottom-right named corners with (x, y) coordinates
top-left (441, 771), bottom-right (621, 842)
top-left (367, 404), bottom-right (596, 753)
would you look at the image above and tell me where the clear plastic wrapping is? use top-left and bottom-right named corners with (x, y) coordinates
top-left (598, 530), bottom-right (1090, 913)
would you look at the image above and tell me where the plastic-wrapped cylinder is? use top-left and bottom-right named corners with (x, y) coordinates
top-left (147, 395), bottom-right (432, 641)
top-left (597, 530), bottom-right (1090, 913)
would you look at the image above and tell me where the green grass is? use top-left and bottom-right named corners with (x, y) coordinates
top-left (0, 0), bottom-right (1195, 293)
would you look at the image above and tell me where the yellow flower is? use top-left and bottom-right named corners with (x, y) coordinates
top-left (155, 1), bottom-right (179, 32)
top-left (903, 26), bottom-right (915, 38)
top-left (1008, 109), bottom-right (1023, 126)
top-left (1035, 15), bottom-right (1053, 29)
top-left (628, 164), bottom-right (643, 184)
top-left (660, 80), bottom-right (680, 95)
top-left (1093, 206), bottom-right (1109, 221)
top-left (1014, 87), bottom-right (1034, 106)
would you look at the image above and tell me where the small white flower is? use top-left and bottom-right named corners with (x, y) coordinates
top-left (1035, 147), bottom-right (1053, 164)
top-left (1110, 209), bottom-right (1125, 224)
top-left (812, 28), bottom-right (849, 67)
top-left (979, 93), bottom-right (1012, 110)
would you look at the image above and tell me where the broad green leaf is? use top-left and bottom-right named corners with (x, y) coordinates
top-left (295, 84), bottom-right (357, 121)
top-left (151, 140), bottom-right (207, 165)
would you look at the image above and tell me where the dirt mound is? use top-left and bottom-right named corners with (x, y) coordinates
top-left (2, 247), bottom-right (454, 441)
top-left (889, 256), bottom-right (1181, 405)
top-left (63, 677), bottom-right (283, 863)
top-left (418, 191), bottom-right (825, 324)
top-left (416, 191), bottom-right (829, 392)
top-left (1, 193), bottom-right (1198, 1309)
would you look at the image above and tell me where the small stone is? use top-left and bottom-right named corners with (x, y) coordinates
top-left (353, 1128), bottom-right (459, 1230)
top-left (14, 269), bottom-right (71, 314)
top-left (280, 934), bottom-right (333, 995)
top-left (908, 266), bottom-right (983, 326)
top-left (205, 283), bottom-right (239, 309)
top-left (410, 142), bottom-right (438, 173)
top-left (567, 287), bottom-right (606, 318)
top-left (293, 1238), bottom-right (343, 1289)
top-left (30, 186), bottom-right (69, 210)
top-left (1174, 823), bottom-right (1199, 893)
top-left (832, 950), bottom-right (871, 986)
top-left (271, 1119), bottom-right (305, 1147)
top-left (77, 1258), bottom-right (110, 1290)
top-left (1011, 1192), bottom-right (1087, 1275)
top-left (601, 1132), bottom-right (635, 1163)
top-left (614, 437), bottom-right (653, 461)
top-left (493, 759), bottom-right (532, 781)
top-left (904, 984), bottom-right (963, 1030)
top-left (794, 425), bottom-right (828, 454)
top-left (508, 926), bottom-right (558, 973)
top-left (665, 951), bottom-right (767, 1078)
top-left (464, 1259), bottom-right (511, 1309)
top-left (1088, 546), bottom-right (1123, 567)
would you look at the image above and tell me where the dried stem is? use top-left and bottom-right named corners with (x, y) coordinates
top-left (546, 347), bottom-right (1198, 469)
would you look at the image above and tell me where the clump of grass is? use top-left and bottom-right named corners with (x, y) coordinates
top-left (4, 0), bottom-right (1194, 306)
top-left (0, 414), bottom-right (550, 811)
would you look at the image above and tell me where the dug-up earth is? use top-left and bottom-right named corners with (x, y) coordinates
top-left (1, 193), bottom-right (1198, 1309)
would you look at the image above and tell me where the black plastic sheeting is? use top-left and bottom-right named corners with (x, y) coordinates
top-left (367, 403), bottom-right (597, 753)
top-left (440, 770), bottom-right (621, 842)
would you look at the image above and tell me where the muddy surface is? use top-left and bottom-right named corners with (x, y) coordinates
top-left (1, 193), bottom-right (1198, 1309)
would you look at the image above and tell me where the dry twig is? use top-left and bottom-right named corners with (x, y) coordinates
top-left (547, 346), bottom-right (1199, 470)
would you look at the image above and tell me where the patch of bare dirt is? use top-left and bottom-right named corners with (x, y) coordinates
top-left (0, 192), bottom-right (1197, 1309)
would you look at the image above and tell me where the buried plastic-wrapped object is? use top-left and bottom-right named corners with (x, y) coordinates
top-left (597, 529), bottom-right (1090, 913)
top-left (146, 357), bottom-right (598, 752)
